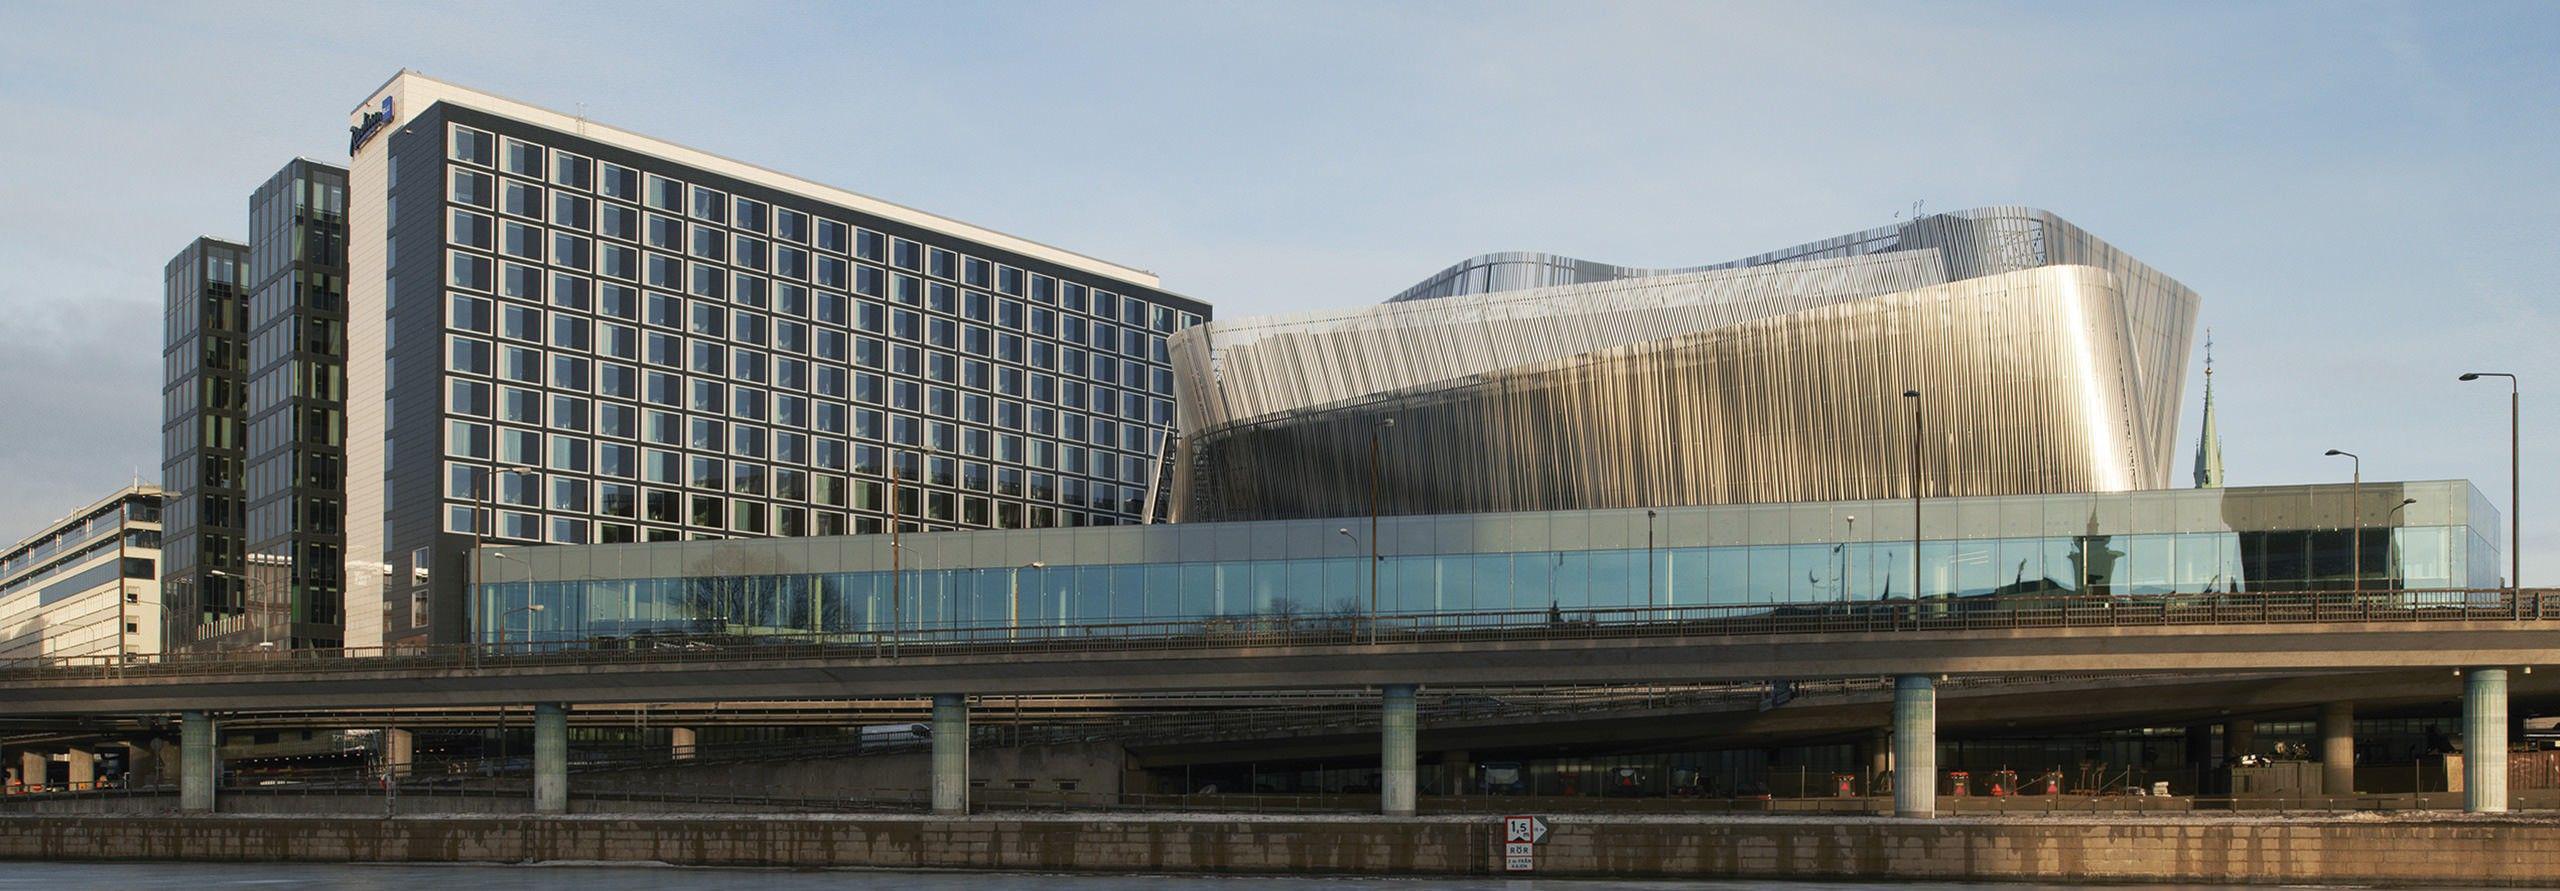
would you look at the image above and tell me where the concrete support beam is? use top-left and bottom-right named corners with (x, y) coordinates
top-left (533, 703), bottom-right (568, 815)
top-left (123, 740), bottom-right (162, 788)
top-left (2223, 719), bottom-right (2257, 765)
top-left (1892, 675), bottom-right (1935, 818)
top-left (382, 728), bottom-right (414, 779)
top-left (1380, 684), bottom-right (1418, 817)
top-left (671, 727), bottom-right (698, 761)
top-left (2465, 669), bottom-right (2509, 814)
top-left (1864, 730), bottom-right (1891, 795)
top-left (18, 751), bottom-right (47, 794)
top-left (2185, 723), bottom-right (2214, 770)
top-left (64, 749), bottom-right (95, 791)
top-left (2320, 702), bottom-right (2355, 796)
top-left (179, 710), bottom-right (217, 813)
top-left (930, 694), bottom-right (969, 816)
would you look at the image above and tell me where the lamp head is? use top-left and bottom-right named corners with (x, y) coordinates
top-left (2324, 449), bottom-right (2345, 457)
top-left (2459, 373), bottom-right (2483, 381)
top-left (529, 604), bottom-right (545, 612)
top-left (1028, 561), bottom-right (1046, 569)
top-left (1902, 389), bottom-right (1920, 398)
top-left (1379, 417), bottom-right (1396, 429)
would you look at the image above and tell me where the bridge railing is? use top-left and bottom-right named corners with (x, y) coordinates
top-left (3, 587), bottom-right (2548, 681)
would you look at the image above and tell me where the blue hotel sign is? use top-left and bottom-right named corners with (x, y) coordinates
top-left (349, 95), bottom-right (396, 153)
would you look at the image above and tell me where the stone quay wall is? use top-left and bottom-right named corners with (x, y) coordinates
top-left (3, 813), bottom-right (2558, 886)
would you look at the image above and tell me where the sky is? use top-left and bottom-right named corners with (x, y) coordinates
top-left (0, 1), bottom-right (2552, 581)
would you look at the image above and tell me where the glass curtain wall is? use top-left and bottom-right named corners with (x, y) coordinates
top-left (477, 524), bottom-right (2478, 646)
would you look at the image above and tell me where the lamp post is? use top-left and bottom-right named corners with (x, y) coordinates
top-left (1903, 390), bottom-right (1923, 605)
top-left (1366, 418), bottom-right (1394, 644)
top-left (497, 603), bottom-right (545, 655)
top-left (2324, 449), bottom-right (2362, 592)
top-left (2389, 498), bottom-right (2418, 589)
top-left (1841, 515), bottom-right (1856, 602)
top-left (468, 464), bottom-right (541, 646)
top-left (2458, 372), bottom-right (2520, 591)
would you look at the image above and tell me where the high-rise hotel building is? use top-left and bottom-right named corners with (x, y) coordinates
top-left (342, 72), bottom-right (1208, 650)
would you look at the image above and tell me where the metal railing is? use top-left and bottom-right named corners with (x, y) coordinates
top-left (4, 587), bottom-right (2546, 683)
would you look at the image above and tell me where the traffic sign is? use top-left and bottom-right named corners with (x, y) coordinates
top-left (1503, 814), bottom-right (1549, 843)
top-left (1502, 815), bottom-right (1549, 872)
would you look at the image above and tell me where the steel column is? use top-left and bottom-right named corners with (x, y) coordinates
top-left (931, 693), bottom-right (969, 815)
top-left (2465, 669), bottom-right (2509, 813)
top-left (1892, 675), bottom-right (1935, 818)
top-left (1380, 683), bottom-right (1418, 816)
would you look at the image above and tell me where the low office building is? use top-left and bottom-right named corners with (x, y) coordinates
top-left (0, 485), bottom-right (165, 661)
top-left (470, 480), bottom-right (2496, 645)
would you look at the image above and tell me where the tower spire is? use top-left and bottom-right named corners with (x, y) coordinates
top-left (2193, 331), bottom-right (2225, 488)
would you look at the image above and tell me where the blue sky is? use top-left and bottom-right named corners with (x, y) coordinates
top-left (0, 1), bottom-right (2552, 580)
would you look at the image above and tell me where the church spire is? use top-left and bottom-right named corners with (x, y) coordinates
top-left (2193, 331), bottom-right (2225, 488)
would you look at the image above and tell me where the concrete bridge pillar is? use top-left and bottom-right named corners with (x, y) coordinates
top-left (2465, 669), bottom-right (2509, 814)
top-left (382, 728), bottom-right (414, 779)
top-left (179, 710), bottom-right (217, 813)
top-left (1892, 675), bottom-right (1935, 818)
top-left (670, 727), bottom-right (698, 761)
top-left (2223, 719), bottom-right (2256, 765)
top-left (17, 751), bottom-right (46, 794)
top-left (533, 703), bottom-right (568, 815)
top-left (930, 694), bottom-right (969, 815)
top-left (123, 739), bottom-right (163, 788)
top-left (1380, 684), bottom-right (1418, 816)
top-left (1863, 730), bottom-right (1891, 795)
top-left (64, 749), bottom-right (95, 791)
top-left (2320, 701), bottom-right (2355, 796)
top-left (1442, 749), bottom-right (1471, 796)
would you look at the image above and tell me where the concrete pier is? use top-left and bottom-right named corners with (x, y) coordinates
top-left (2465, 668), bottom-right (2508, 813)
top-left (1380, 684), bottom-right (1418, 816)
top-left (381, 729), bottom-right (413, 779)
top-left (179, 711), bottom-right (216, 813)
top-left (2320, 701), bottom-right (2355, 795)
top-left (2224, 718), bottom-right (2257, 764)
top-left (63, 750), bottom-right (94, 791)
top-left (15, 753), bottom-right (42, 794)
top-left (533, 703), bottom-right (567, 815)
top-left (1892, 675), bottom-right (1934, 818)
top-left (930, 694), bottom-right (968, 816)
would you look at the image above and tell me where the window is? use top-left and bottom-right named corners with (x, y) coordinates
top-left (450, 125), bottom-right (494, 166)
top-left (450, 169), bottom-right (494, 208)
top-left (503, 139), bottom-right (545, 178)
top-left (552, 151), bottom-right (592, 190)
top-left (599, 163), bottom-right (639, 201)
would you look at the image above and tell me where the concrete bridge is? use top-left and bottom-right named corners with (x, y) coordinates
top-left (2, 589), bottom-right (2551, 820)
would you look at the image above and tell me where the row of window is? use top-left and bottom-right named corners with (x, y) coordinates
top-left (449, 124), bottom-right (1198, 330)
top-left (446, 484), bottom-right (1149, 545)
top-left (438, 281), bottom-right (1177, 398)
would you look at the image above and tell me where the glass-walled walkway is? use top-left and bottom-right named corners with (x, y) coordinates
top-left (472, 481), bottom-right (2501, 647)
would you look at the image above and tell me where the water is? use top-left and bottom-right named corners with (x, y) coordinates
top-left (0, 863), bottom-right (2271, 890)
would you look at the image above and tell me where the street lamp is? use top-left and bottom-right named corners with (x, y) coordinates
top-left (2458, 372), bottom-right (2521, 591)
top-left (497, 603), bottom-right (545, 655)
top-left (2324, 449), bottom-right (2362, 592)
top-left (469, 464), bottom-right (542, 641)
top-left (1366, 418), bottom-right (1395, 644)
top-left (1903, 390), bottom-right (1922, 604)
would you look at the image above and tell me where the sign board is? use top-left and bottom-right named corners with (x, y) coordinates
top-left (1502, 815), bottom-right (1549, 872)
